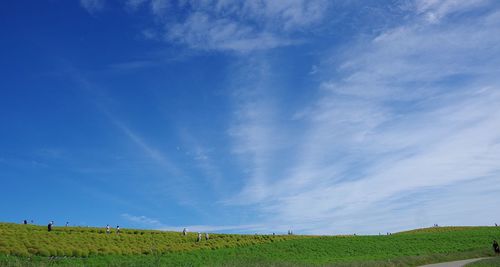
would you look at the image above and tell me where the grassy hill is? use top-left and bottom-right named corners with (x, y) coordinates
top-left (0, 223), bottom-right (499, 266)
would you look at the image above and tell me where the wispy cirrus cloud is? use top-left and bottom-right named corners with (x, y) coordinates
top-left (414, 0), bottom-right (490, 23)
top-left (73, 0), bottom-right (500, 234)
top-left (80, 0), bottom-right (104, 14)
top-left (121, 213), bottom-right (163, 227)
top-left (225, 2), bottom-right (500, 234)
top-left (178, 130), bottom-right (225, 194)
top-left (122, 0), bottom-right (329, 52)
top-left (125, 0), bottom-right (169, 16)
top-left (167, 13), bottom-right (294, 52)
top-left (168, 0), bottom-right (328, 52)
top-left (122, 213), bottom-right (261, 232)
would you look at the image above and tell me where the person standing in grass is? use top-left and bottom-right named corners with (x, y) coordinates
top-left (493, 240), bottom-right (500, 254)
top-left (47, 221), bottom-right (53, 232)
top-left (116, 225), bottom-right (120, 234)
top-left (23, 220), bottom-right (27, 225)
top-left (182, 228), bottom-right (187, 236)
top-left (106, 224), bottom-right (111, 234)
top-left (205, 233), bottom-right (209, 240)
top-left (197, 232), bottom-right (202, 242)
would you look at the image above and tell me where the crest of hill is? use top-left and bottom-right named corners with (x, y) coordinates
top-left (0, 222), bottom-right (499, 266)
top-left (396, 226), bottom-right (495, 234)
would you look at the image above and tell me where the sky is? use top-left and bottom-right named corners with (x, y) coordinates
top-left (1, 0), bottom-right (500, 235)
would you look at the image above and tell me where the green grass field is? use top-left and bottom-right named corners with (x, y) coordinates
top-left (466, 257), bottom-right (500, 266)
top-left (0, 223), bottom-right (499, 266)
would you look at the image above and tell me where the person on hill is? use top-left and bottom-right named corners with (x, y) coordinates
top-left (47, 221), bottom-right (53, 232)
top-left (493, 240), bottom-right (500, 254)
top-left (106, 224), bottom-right (111, 234)
top-left (65, 222), bottom-right (69, 227)
top-left (197, 232), bottom-right (202, 242)
top-left (182, 228), bottom-right (187, 236)
top-left (205, 233), bottom-right (209, 240)
top-left (23, 220), bottom-right (27, 225)
top-left (116, 225), bottom-right (120, 234)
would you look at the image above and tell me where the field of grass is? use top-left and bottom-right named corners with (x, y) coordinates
top-left (466, 257), bottom-right (500, 266)
top-left (0, 223), bottom-right (304, 257)
top-left (0, 223), bottom-right (499, 266)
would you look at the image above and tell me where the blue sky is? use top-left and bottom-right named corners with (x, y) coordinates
top-left (1, 0), bottom-right (500, 234)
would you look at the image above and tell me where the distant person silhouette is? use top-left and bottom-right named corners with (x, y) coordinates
top-left (106, 224), bottom-right (111, 234)
top-left (182, 228), bottom-right (187, 236)
top-left (205, 233), bottom-right (209, 240)
top-left (47, 221), bottom-right (53, 232)
top-left (197, 232), bottom-right (202, 242)
top-left (116, 225), bottom-right (120, 234)
top-left (493, 240), bottom-right (500, 254)
top-left (23, 220), bottom-right (27, 225)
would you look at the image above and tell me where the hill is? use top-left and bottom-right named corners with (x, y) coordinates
top-left (0, 223), bottom-right (499, 266)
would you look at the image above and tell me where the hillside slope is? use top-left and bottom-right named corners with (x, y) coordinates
top-left (0, 223), bottom-right (306, 257)
top-left (0, 223), bottom-right (499, 266)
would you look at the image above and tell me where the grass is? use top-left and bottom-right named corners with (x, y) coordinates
top-left (466, 256), bottom-right (500, 266)
top-left (0, 223), bottom-right (304, 257)
top-left (0, 223), bottom-right (499, 266)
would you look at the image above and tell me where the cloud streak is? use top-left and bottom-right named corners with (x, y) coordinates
top-left (415, 0), bottom-right (490, 23)
top-left (121, 0), bottom-right (329, 52)
top-left (226, 2), bottom-right (500, 234)
top-left (80, 0), bottom-right (104, 14)
top-left (122, 213), bottom-right (261, 233)
top-left (73, 0), bottom-right (500, 234)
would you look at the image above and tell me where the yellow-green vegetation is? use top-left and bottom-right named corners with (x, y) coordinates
top-left (0, 223), bottom-right (303, 257)
top-left (0, 223), bottom-right (499, 266)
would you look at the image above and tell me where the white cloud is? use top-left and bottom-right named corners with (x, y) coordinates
top-left (76, 0), bottom-right (500, 234)
top-left (124, 0), bottom-right (328, 52)
top-left (182, 0), bottom-right (328, 30)
top-left (160, 224), bottom-right (262, 233)
top-left (126, 0), bottom-right (148, 10)
top-left (151, 0), bottom-right (169, 16)
top-left (126, 0), bottom-right (168, 15)
top-left (415, 0), bottom-right (490, 23)
top-left (178, 129), bottom-right (225, 193)
top-left (167, 12), bottom-right (295, 52)
top-left (122, 213), bottom-right (163, 227)
top-left (224, 59), bottom-right (300, 203)
top-left (122, 213), bottom-right (261, 232)
top-left (80, 0), bottom-right (104, 14)
top-left (226, 3), bottom-right (500, 234)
